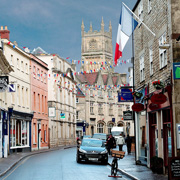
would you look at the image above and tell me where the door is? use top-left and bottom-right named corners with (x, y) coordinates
top-left (38, 123), bottom-right (41, 149)
top-left (91, 126), bottom-right (94, 136)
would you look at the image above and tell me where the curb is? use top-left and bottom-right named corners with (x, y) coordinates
top-left (108, 162), bottom-right (139, 180)
top-left (0, 145), bottom-right (75, 177)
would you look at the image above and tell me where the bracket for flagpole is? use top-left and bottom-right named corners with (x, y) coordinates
top-left (122, 2), bottom-right (155, 37)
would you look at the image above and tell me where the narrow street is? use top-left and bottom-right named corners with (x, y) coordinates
top-left (1, 147), bottom-right (132, 180)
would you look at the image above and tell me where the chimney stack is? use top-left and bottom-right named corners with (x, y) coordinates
top-left (0, 26), bottom-right (10, 40)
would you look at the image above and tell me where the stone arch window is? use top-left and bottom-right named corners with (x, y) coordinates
top-left (89, 39), bottom-right (97, 51)
top-left (107, 123), bottom-right (114, 134)
top-left (97, 123), bottom-right (104, 133)
top-left (117, 121), bottom-right (125, 127)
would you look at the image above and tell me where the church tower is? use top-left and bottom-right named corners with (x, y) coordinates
top-left (81, 18), bottom-right (114, 73)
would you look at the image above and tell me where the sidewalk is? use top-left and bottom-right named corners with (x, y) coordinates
top-left (0, 145), bottom-right (75, 177)
top-left (108, 146), bottom-right (168, 180)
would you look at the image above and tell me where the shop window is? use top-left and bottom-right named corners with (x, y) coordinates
top-left (10, 119), bottom-right (28, 148)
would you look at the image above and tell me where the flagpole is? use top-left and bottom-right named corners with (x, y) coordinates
top-left (122, 2), bottom-right (156, 37)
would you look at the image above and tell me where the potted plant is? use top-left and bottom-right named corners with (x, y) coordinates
top-left (150, 156), bottom-right (163, 174)
top-left (132, 91), bottom-right (143, 98)
top-left (152, 80), bottom-right (164, 90)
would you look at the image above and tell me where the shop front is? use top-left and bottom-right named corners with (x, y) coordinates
top-left (0, 108), bottom-right (8, 158)
top-left (9, 109), bottom-right (33, 154)
top-left (147, 85), bottom-right (174, 171)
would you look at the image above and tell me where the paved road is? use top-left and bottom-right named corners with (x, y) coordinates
top-left (1, 147), bottom-right (132, 180)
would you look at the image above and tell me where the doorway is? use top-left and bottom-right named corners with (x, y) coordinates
top-left (91, 126), bottom-right (94, 136)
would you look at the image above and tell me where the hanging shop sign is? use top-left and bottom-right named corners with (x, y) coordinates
top-left (118, 88), bottom-right (133, 102)
top-left (132, 103), bottom-right (144, 112)
top-left (149, 103), bottom-right (160, 111)
top-left (0, 76), bottom-right (9, 92)
top-left (48, 107), bottom-right (56, 117)
top-left (173, 62), bottom-right (180, 79)
top-left (151, 94), bottom-right (167, 105)
top-left (60, 113), bottom-right (65, 119)
top-left (123, 111), bottom-right (133, 120)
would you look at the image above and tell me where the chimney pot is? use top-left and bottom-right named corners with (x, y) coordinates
top-left (5, 26), bottom-right (8, 30)
top-left (1, 26), bottom-right (3, 30)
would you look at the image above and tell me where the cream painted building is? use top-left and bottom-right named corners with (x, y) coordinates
top-left (0, 29), bottom-right (33, 155)
top-left (32, 48), bottom-right (76, 147)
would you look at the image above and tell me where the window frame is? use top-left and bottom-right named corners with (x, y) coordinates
top-left (149, 46), bottom-right (153, 76)
top-left (159, 33), bottom-right (167, 69)
top-left (140, 54), bottom-right (145, 82)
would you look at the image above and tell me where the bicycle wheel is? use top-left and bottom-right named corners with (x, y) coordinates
top-left (111, 159), bottom-right (118, 176)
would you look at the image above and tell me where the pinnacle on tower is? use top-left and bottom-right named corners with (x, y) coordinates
top-left (109, 21), bottom-right (112, 31)
top-left (90, 22), bottom-right (93, 32)
top-left (101, 17), bottom-right (104, 32)
top-left (81, 19), bottom-right (84, 31)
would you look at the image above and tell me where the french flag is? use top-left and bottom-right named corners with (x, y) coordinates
top-left (114, 4), bottom-right (138, 65)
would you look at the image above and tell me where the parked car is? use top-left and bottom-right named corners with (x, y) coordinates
top-left (76, 138), bottom-right (108, 164)
top-left (82, 135), bottom-right (91, 139)
top-left (92, 133), bottom-right (107, 146)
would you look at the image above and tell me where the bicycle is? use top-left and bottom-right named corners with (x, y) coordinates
top-left (108, 150), bottom-right (125, 178)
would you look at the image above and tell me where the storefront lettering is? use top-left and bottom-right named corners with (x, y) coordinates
top-left (151, 94), bottom-right (167, 105)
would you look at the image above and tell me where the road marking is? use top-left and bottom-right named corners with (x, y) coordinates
top-left (2, 156), bottom-right (31, 180)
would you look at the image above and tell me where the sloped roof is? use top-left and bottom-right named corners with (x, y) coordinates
top-left (76, 86), bottom-right (85, 97)
top-left (31, 47), bottom-right (48, 55)
top-left (84, 72), bottom-right (98, 85)
top-left (102, 74), bottom-right (108, 85)
top-left (76, 72), bottom-right (120, 86)
top-left (112, 76), bottom-right (118, 86)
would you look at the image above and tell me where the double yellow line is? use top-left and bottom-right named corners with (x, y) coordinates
top-left (2, 156), bottom-right (31, 180)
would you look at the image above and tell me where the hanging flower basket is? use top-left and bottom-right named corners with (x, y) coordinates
top-left (152, 80), bottom-right (164, 90)
top-left (132, 91), bottom-right (143, 98)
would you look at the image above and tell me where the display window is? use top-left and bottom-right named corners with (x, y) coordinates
top-left (10, 119), bottom-right (29, 148)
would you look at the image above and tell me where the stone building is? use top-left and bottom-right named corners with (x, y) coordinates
top-left (76, 19), bottom-right (134, 137)
top-left (132, 0), bottom-right (180, 172)
top-left (32, 48), bottom-right (76, 147)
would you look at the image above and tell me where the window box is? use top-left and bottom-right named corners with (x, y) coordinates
top-left (152, 80), bottom-right (164, 90)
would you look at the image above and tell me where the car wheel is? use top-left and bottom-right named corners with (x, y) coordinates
top-left (76, 155), bottom-right (81, 163)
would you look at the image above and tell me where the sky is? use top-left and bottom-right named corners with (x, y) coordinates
top-left (1, 0), bottom-right (137, 77)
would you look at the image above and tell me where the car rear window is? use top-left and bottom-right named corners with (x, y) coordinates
top-left (92, 134), bottom-right (106, 140)
top-left (82, 139), bottom-right (103, 147)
